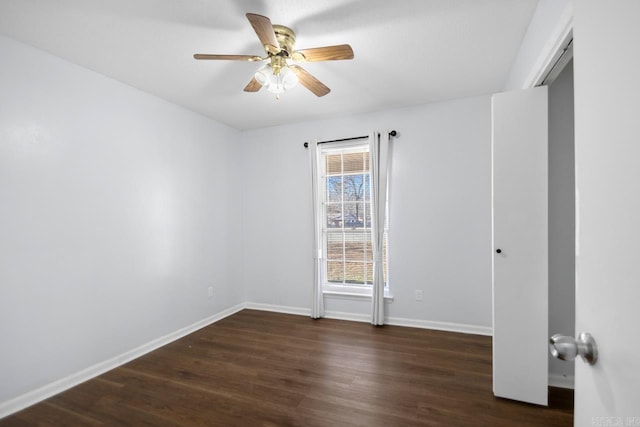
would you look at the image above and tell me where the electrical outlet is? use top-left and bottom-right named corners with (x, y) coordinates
top-left (208, 286), bottom-right (214, 298)
top-left (415, 290), bottom-right (423, 301)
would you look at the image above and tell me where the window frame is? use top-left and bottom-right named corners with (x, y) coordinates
top-left (317, 140), bottom-right (391, 299)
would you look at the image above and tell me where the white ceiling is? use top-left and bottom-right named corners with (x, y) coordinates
top-left (0, 0), bottom-right (538, 130)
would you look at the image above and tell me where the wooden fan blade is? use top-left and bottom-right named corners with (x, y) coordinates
top-left (246, 13), bottom-right (280, 54)
top-left (194, 54), bottom-right (262, 61)
top-left (291, 44), bottom-right (354, 62)
top-left (243, 77), bottom-right (263, 92)
top-left (289, 65), bottom-right (330, 97)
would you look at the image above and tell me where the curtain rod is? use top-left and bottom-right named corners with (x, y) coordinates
top-left (303, 130), bottom-right (397, 148)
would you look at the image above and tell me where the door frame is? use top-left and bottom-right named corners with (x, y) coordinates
top-left (516, 3), bottom-right (573, 89)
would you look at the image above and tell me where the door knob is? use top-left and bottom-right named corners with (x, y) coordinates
top-left (496, 248), bottom-right (502, 254)
top-left (549, 332), bottom-right (598, 365)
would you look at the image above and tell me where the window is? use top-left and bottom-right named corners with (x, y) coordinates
top-left (319, 142), bottom-right (388, 295)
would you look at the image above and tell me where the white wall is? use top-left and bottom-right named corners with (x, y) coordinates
top-left (0, 35), bottom-right (243, 405)
top-left (241, 96), bottom-right (493, 330)
top-left (548, 60), bottom-right (575, 386)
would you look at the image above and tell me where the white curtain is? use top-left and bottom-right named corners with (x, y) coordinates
top-left (309, 142), bottom-right (324, 319)
top-left (370, 131), bottom-right (390, 325)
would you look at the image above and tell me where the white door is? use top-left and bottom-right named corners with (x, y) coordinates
top-left (492, 86), bottom-right (548, 405)
top-left (573, 1), bottom-right (640, 424)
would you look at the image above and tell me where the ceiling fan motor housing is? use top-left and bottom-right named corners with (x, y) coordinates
top-left (272, 25), bottom-right (296, 56)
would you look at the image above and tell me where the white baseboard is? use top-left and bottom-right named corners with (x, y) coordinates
top-left (325, 310), bottom-right (371, 323)
top-left (549, 373), bottom-right (575, 389)
top-left (0, 303), bottom-right (245, 420)
top-left (244, 302), bottom-right (493, 336)
top-left (243, 303), bottom-right (373, 324)
top-left (244, 302), bottom-right (311, 317)
top-left (386, 316), bottom-right (493, 336)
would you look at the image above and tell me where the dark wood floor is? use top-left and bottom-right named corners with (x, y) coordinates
top-left (2, 310), bottom-right (573, 426)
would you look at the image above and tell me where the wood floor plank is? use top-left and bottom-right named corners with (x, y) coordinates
top-left (0, 310), bottom-right (573, 426)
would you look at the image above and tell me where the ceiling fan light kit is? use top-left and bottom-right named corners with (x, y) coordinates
top-left (194, 13), bottom-right (354, 99)
top-left (254, 64), bottom-right (299, 96)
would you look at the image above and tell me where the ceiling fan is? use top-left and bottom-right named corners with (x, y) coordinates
top-left (194, 13), bottom-right (354, 98)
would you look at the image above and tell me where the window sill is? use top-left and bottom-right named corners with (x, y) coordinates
top-left (323, 289), bottom-right (394, 302)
